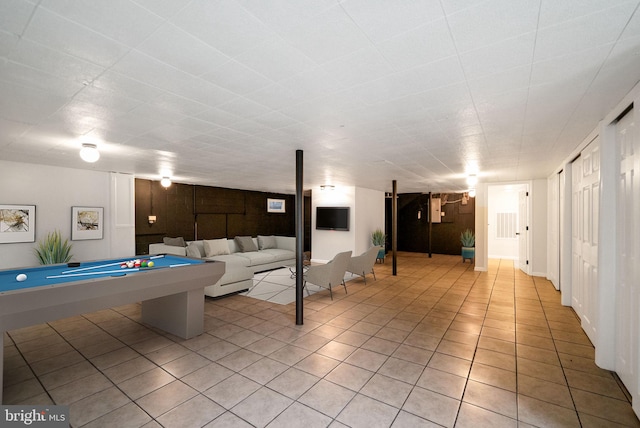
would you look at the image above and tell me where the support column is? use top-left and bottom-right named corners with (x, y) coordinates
top-left (295, 150), bottom-right (304, 325)
top-left (428, 192), bottom-right (432, 258)
top-left (392, 180), bottom-right (397, 276)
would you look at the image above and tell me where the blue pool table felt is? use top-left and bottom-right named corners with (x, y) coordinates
top-left (0, 255), bottom-right (203, 293)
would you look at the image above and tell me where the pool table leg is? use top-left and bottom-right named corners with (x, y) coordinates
top-left (141, 288), bottom-right (205, 339)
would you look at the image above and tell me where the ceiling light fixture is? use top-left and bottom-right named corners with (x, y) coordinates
top-left (466, 174), bottom-right (478, 186)
top-left (320, 185), bottom-right (335, 190)
top-left (160, 177), bottom-right (172, 188)
top-left (468, 189), bottom-right (476, 198)
top-left (79, 144), bottom-right (100, 163)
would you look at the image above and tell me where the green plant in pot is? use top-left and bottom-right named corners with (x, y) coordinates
top-left (34, 230), bottom-right (73, 265)
top-left (460, 228), bottom-right (475, 263)
top-left (372, 228), bottom-right (386, 262)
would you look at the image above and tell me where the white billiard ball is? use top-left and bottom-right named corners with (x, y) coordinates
top-left (16, 273), bottom-right (27, 282)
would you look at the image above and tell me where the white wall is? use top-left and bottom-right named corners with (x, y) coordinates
top-left (0, 160), bottom-right (134, 269)
top-left (354, 187), bottom-right (385, 256)
top-left (311, 185), bottom-right (384, 262)
top-left (474, 183), bottom-right (488, 272)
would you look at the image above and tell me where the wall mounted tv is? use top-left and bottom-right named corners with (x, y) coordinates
top-left (316, 207), bottom-right (350, 231)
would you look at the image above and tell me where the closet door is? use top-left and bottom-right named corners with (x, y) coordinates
top-left (616, 108), bottom-right (638, 396)
top-left (571, 138), bottom-right (600, 342)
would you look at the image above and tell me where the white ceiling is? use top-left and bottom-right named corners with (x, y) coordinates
top-left (1, 0), bottom-right (639, 194)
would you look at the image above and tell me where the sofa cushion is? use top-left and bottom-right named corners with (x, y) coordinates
top-left (186, 242), bottom-right (202, 258)
top-left (163, 236), bottom-right (186, 247)
top-left (206, 254), bottom-right (251, 267)
top-left (258, 235), bottom-right (276, 250)
top-left (235, 236), bottom-right (258, 253)
top-left (261, 248), bottom-right (295, 262)
top-left (232, 251), bottom-right (277, 266)
top-left (204, 238), bottom-right (230, 257)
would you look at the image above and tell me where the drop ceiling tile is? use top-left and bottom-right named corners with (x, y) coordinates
top-left (131, 0), bottom-right (192, 19)
top-left (234, 37), bottom-right (316, 82)
top-left (24, 7), bottom-right (130, 67)
top-left (459, 32), bottom-right (536, 79)
top-left (280, 6), bottom-right (372, 64)
top-left (530, 44), bottom-right (611, 87)
top-left (171, 0), bottom-right (277, 58)
top-left (0, 80), bottom-right (68, 124)
top-left (201, 59), bottom-right (273, 96)
top-left (8, 38), bottom-right (106, 86)
top-left (534, 3), bottom-right (635, 62)
top-left (218, 96), bottom-right (272, 119)
top-left (320, 47), bottom-right (394, 88)
top-left (40, 0), bottom-right (163, 46)
top-left (341, 0), bottom-right (445, 44)
top-left (446, 0), bottom-right (540, 53)
top-left (538, 0), bottom-right (636, 29)
top-left (1, 0), bottom-right (37, 35)
top-left (237, 0), bottom-right (336, 33)
top-left (376, 18), bottom-right (457, 70)
top-left (137, 23), bottom-right (230, 77)
top-left (0, 30), bottom-right (19, 56)
top-left (0, 61), bottom-right (83, 97)
top-left (468, 65), bottom-right (531, 100)
top-left (92, 71), bottom-right (166, 103)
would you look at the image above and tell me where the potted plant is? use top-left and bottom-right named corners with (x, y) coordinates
top-left (372, 228), bottom-right (386, 262)
top-left (460, 228), bottom-right (475, 263)
top-left (34, 230), bottom-right (73, 265)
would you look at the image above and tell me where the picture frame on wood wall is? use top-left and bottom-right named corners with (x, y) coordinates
top-left (0, 204), bottom-right (36, 243)
top-left (267, 198), bottom-right (285, 213)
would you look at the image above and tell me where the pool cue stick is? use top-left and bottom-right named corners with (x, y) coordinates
top-left (61, 255), bottom-right (165, 274)
top-left (48, 261), bottom-right (191, 279)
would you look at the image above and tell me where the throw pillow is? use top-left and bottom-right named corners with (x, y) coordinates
top-left (163, 236), bottom-right (186, 247)
top-left (186, 242), bottom-right (202, 259)
top-left (203, 238), bottom-right (230, 257)
top-left (235, 236), bottom-right (258, 253)
top-left (257, 235), bottom-right (276, 250)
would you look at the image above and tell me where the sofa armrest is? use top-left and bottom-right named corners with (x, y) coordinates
top-left (149, 243), bottom-right (187, 256)
top-left (274, 236), bottom-right (295, 252)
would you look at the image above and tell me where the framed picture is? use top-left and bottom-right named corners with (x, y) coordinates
top-left (0, 204), bottom-right (36, 243)
top-left (267, 198), bottom-right (286, 213)
top-left (71, 206), bottom-right (104, 240)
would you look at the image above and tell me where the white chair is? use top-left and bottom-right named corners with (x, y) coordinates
top-left (347, 246), bottom-right (380, 284)
top-left (303, 251), bottom-right (352, 300)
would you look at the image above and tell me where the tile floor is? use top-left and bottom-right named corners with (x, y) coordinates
top-left (3, 253), bottom-right (640, 427)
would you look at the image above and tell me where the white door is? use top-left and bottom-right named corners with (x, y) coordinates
top-left (616, 108), bottom-right (638, 397)
top-left (518, 189), bottom-right (529, 274)
top-left (571, 139), bottom-right (600, 343)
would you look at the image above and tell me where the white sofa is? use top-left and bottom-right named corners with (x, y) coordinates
top-left (149, 236), bottom-right (295, 298)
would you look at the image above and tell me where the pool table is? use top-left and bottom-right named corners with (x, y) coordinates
top-left (0, 254), bottom-right (225, 403)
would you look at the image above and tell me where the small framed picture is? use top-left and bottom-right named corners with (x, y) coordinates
top-left (71, 206), bottom-right (104, 240)
top-left (267, 198), bottom-right (285, 213)
top-left (0, 204), bottom-right (36, 243)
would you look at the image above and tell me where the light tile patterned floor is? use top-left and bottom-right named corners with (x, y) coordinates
top-left (3, 253), bottom-right (639, 427)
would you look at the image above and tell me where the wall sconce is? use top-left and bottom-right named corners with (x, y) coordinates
top-left (148, 215), bottom-right (157, 224)
top-left (468, 189), bottom-right (476, 198)
top-left (320, 185), bottom-right (335, 191)
top-left (79, 143), bottom-right (100, 163)
top-left (160, 177), bottom-right (172, 188)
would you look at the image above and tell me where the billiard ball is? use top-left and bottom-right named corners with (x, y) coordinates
top-left (16, 273), bottom-right (27, 282)
top-left (147, 261), bottom-right (154, 268)
top-left (141, 261), bottom-right (148, 268)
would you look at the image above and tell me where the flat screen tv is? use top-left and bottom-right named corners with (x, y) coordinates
top-left (316, 207), bottom-right (350, 231)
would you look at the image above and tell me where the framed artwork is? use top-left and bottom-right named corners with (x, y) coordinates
top-left (0, 204), bottom-right (36, 243)
top-left (267, 198), bottom-right (285, 213)
top-left (71, 206), bottom-right (104, 240)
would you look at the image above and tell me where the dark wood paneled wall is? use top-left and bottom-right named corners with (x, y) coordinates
top-left (135, 179), bottom-right (299, 255)
top-left (385, 193), bottom-right (475, 255)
